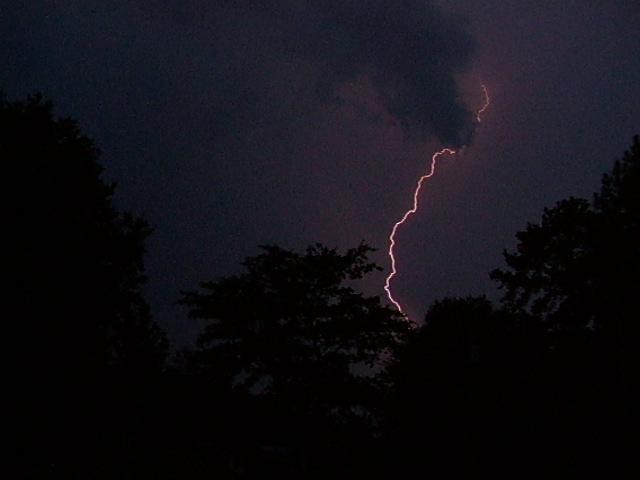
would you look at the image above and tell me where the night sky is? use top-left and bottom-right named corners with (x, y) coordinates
top-left (3, 1), bottom-right (639, 346)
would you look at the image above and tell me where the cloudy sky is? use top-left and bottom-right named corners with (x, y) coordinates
top-left (2, 0), bottom-right (638, 344)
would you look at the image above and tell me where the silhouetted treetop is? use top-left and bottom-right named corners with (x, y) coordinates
top-left (491, 136), bottom-right (639, 333)
top-left (4, 92), bottom-right (170, 478)
top-left (489, 136), bottom-right (638, 449)
top-left (490, 197), bottom-right (596, 317)
top-left (180, 243), bottom-right (409, 413)
top-left (595, 135), bottom-right (640, 221)
top-left (3, 93), bottom-right (167, 375)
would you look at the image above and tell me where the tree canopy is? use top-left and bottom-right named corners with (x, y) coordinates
top-left (4, 93), bottom-right (167, 477)
top-left (491, 136), bottom-right (639, 323)
top-left (490, 137), bottom-right (639, 390)
top-left (180, 243), bottom-right (409, 415)
top-left (4, 94), bottom-right (167, 376)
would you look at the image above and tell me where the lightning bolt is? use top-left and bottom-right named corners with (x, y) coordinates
top-left (476, 84), bottom-right (490, 123)
top-left (384, 84), bottom-right (491, 315)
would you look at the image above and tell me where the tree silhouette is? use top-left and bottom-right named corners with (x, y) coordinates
top-left (181, 243), bottom-right (408, 403)
top-left (3, 93), bottom-right (167, 477)
top-left (491, 136), bottom-right (639, 328)
top-left (490, 137), bottom-right (638, 387)
top-left (488, 136), bottom-right (640, 475)
top-left (179, 243), bottom-right (409, 472)
top-left (4, 93), bottom-right (167, 375)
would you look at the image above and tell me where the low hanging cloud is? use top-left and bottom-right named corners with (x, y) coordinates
top-left (131, 0), bottom-right (478, 148)
top-left (3, 0), bottom-right (477, 150)
top-left (277, 0), bottom-right (477, 146)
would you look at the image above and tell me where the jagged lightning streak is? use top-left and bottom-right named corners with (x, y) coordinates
top-left (476, 84), bottom-right (490, 123)
top-left (384, 84), bottom-right (490, 315)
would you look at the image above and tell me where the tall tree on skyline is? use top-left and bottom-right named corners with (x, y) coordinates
top-left (3, 93), bottom-right (167, 376)
top-left (491, 136), bottom-right (639, 361)
top-left (4, 93), bottom-right (167, 477)
top-left (489, 136), bottom-right (640, 474)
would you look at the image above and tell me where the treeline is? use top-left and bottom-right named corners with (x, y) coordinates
top-left (5, 94), bottom-right (638, 478)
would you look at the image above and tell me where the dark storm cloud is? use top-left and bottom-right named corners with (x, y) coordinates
top-left (133, 0), bottom-right (478, 147)
top-left (279, 0), bottom-right (476, 146)
top-left (1, 0), bottom-right (477, 159)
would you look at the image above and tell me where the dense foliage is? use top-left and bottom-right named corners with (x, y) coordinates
top-left (4, 94), bottom-right (167, 478)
